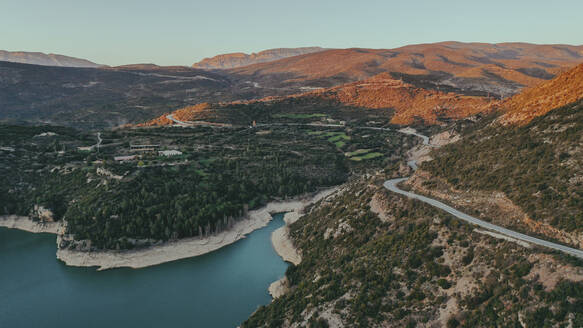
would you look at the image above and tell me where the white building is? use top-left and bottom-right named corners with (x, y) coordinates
top-left (158, 150), bottom-right (183, 157)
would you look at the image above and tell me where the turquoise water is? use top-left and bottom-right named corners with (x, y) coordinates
top-left (0, 214), bottom-right (288, 328)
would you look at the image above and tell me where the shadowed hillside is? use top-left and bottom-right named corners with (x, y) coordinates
top-left (145, 73), bottom-right (494, 126)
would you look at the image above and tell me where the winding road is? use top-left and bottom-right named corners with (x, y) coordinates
top-left (386, 131), bottom-right (583, 259)
top-left (162, 116), bottom-right (583, 258)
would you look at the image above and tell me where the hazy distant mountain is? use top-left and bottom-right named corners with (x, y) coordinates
top-left (192, 47), bottom-right (327, 70)
top-left (0, 50), bottom-right (102, 68)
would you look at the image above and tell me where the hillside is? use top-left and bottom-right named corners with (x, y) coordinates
top-left (0, 50), bottom-right (102, 68)
top-left (229, 42), bottom-right (583, 97)
top-left (0, 61), bottom-right (303, 129)
top-left (312, 73), bottom-right (493, 124)
top-left (145, 73), bottom-right (494, 126)
top-left (192, 47), bottom-right (326, 69)
top-left (500, 63), bottom-right (583, 124)
top-left (244, 176), bottom-right (583, 327)
top-left (420, 99), bottom-right (583, 248)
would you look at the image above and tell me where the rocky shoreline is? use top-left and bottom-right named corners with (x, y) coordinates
top-left (0, 215), bottom-right (64, 234)
top-left (268, 188), bottom-right (339, 298)
top-left (1, 188), bottom-right (338, 271)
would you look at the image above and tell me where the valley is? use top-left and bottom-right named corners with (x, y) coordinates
top-left (2, 41), bottom-right (583, 328)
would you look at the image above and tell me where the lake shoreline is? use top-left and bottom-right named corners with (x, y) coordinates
top-left (0, 215), bottom-right (64, 234)
top-left (1, 187), bottom-right (338, 271)
top-left (268, 188), bottom-right (339, 298)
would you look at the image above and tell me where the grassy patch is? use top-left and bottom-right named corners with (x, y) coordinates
top-left (327, 133), bottom-right (350, 142)
top-left (308, 130), bottom-right (350, 148)
top-left (349, 152), bottom-right (383, 161)
top-left (345, 149), bottom-right (371, 157)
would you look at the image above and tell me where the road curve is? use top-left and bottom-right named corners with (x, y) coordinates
top-left (160, 118), bottom-right (583, 258)
top-left (166, 114), bottom-right (191, 126)
top-left (384, 178), bottom-right (583, 259)
top-left (386, 131), bottom-right (583, 259)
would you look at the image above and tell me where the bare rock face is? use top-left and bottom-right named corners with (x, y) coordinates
top-left (32, 205), bottom-right (54, 222)
top-left (192, 47), bottom-right (326, 70)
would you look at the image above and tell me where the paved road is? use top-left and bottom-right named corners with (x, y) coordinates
top-left (166, 114), bottom-right (191, 126)
top-left (163, 117), bottom-right (583, 258)
top-left (385, 132), bottom-right (583, 259)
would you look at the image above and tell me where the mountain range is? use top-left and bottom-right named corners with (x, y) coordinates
top-left (228, 42), bottom-right (583, 96)
top-left (0, 50), bottom-right (102, 68)
top-left (2, 42), bottom-right (583, 129)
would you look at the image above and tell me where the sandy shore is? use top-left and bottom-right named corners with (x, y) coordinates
top-left (268, 187), bottom-right (339, 298)
top-left (56, 187), bottom-right (339, 270)
top-left (268, 277), bottom-right (290, 299)
top-left (0, 215), bottom-right (64, 234)
top-left (271, 212), bottom-right (302, 266)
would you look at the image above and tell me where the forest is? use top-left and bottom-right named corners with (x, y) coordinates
top-left (1, 123), bottom-right (412, 250)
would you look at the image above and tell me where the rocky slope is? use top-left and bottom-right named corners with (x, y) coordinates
top-left (243, 177), bottom-right (583, 327)
top-left (229, 42), bottom-right (583, 96)
top-left (192, 47), bottom-right (326, 69)
top-left (500, 63), bottom-right (583, 125)
top-left (0, 50), bottom-right (102, 68)
top-left (422, 98), bottom-right (583, 247)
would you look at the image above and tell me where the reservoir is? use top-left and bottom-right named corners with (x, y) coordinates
top-left (0, 213), bottom-right (288, 328)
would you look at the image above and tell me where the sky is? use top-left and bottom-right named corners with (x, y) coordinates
top-left (2, 0), bottom-right (582, 66)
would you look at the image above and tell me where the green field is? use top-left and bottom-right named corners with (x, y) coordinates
top-left (345, 149), bottom-right (371, 157)
top-left (307, 130), bottom-right (350, 148)
top-left (327, 133), bottom-right (350, 142)
top-left (349, 152), bottom-right (383, 161)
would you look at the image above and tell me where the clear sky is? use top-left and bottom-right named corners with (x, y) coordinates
top-left (2, 0), bottom-right (582, 66)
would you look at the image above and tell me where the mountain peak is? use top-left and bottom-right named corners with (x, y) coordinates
top-left (192, 47), bottom-right (327, 69)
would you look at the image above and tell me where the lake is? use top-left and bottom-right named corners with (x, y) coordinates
top-left (0, 213), bottom-right (288, 328)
